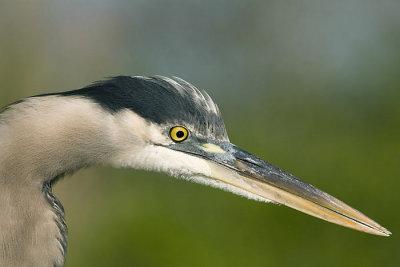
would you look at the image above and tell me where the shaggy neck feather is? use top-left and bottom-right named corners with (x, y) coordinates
top-left (0, 96), bottom-right (116, 267)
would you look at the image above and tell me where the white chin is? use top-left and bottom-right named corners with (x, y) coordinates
top-left (181, 174), bottom-right (275, 204)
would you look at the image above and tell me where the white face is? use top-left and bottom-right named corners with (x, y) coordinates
top-left (107, 109), bottom-right (278, 204)
top-left (107, 109), bottom-right (213, 179)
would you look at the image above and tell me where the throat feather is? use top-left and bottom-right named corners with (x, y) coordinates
top-left (42, 182), bottom-right (68, 262)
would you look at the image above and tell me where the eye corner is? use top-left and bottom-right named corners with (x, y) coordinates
top-left (169, 125), bottom-right (189, 142)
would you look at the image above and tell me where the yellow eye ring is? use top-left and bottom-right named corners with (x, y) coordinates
top-left (170, 126), bottom-right (189, 142)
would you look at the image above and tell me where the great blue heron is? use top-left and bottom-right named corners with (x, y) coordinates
top-left (0, 76), bottom-right (390, 266)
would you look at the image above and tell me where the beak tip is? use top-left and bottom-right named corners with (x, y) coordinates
top-left (366, 224), bottom-right (391, 237)
top-left (368, 219), bottom-right (392, 237)
top-left (381, 228), bottom-right (392, 237)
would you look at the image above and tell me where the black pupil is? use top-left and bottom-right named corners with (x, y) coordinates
top-left (176, 130), bottom-right (185, 138)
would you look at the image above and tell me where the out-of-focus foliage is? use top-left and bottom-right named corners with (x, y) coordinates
top-left (1, 1), bottom-right (399, 266)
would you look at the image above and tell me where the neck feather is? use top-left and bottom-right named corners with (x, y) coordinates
top-left (0, 96), bottom-right (116, 266)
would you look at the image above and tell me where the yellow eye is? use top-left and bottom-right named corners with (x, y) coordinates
top-left (170, 126), bottom-right (189, 142)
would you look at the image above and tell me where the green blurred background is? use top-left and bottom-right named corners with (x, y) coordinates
top-left (1, 1), bottom-right (399, 266)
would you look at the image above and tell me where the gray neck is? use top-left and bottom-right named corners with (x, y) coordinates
top-left (0, 96), bottom-right (116, 267)
top-left (0, 180), bottom-right (67, 267)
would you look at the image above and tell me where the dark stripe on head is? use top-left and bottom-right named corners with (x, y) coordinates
top-left (37, 76), bottom-right (228, 139)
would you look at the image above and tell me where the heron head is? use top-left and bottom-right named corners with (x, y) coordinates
top-left (62, 76), bottom-right (390, 237)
